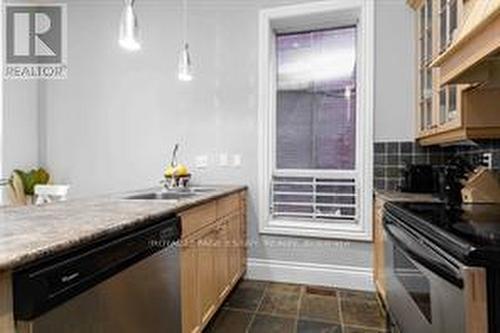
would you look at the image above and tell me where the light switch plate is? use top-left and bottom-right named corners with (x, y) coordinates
top-left (232, 154), bottom-right (242, 167)
top-left (195, 155), bottom-right (208, 168)
top-left (219, 153), bottom-right (228, 167)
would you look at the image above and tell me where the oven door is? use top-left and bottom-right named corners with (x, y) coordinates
top-left (383, 213), bottom-right (465, 333)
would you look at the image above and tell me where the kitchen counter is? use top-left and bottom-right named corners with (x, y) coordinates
top-left (374, 190), bottom-right (441, 203)
top-left (0, 185), bottom-right (246, 272)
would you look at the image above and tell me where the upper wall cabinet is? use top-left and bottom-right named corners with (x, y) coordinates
top-left (433, 0), bottom-right (500, 85)
top-left (409, 0), bottom-right (500, 145)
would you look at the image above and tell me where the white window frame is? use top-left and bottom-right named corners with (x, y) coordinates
top-left (0, 1), bottom-right (4, 204)
top-left (258, 0), bottom-right (374, 241)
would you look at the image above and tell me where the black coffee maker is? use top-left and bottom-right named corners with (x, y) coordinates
top-left (438, 156), bottom-right (474, 206)
top-left (401, 164), bottom-right (439, 193)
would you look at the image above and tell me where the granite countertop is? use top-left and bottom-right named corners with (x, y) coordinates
top-left (374, 190), bottom-right (441, 203)
top-left (0, 185), bottom-right (246, 272)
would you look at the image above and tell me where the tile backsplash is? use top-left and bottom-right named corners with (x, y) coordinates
top-left (373, 140), bottom-right (500, 191)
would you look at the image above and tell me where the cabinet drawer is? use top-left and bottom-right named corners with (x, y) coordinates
top-left (181, 202), bottom-right (217, 238)
top-left (216, 193), bottom-right (240, 218)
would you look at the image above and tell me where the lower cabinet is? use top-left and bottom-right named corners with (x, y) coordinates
top-left (181, 238), bottom-right (201, 333)
top-left (227, 212), bottom-right (243, 286)
top-left (373, 196), bottom-right (386, 305)
top-left (180, 191), bottom-right (247, 333)
top-left (197, 225), bottom-right (219, 325)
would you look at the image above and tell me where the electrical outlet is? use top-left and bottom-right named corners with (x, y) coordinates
top-left (195, 155), bottom-right (208, 168)
top-left (483, 153), bottom-right (493, 169)
top-left (232, 154), bottom-right (242, 167)
top-left (219, 153), bottom-right (228, 167)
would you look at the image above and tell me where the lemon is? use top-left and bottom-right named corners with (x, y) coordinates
top-left (164, 165), bottom-right (175, 177)
top-left (175, 164), bottom-right (189, 177)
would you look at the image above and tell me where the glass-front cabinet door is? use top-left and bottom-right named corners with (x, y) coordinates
top-left (417, 0), bottom-right (437, 137)
top-left (436, 0), bottom-right (462, 131)
top-left (416, 0), bottom-right (463, 138)
top-left (438, 85), bottom-right (461, 129)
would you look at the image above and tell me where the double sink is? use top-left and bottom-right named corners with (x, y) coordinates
top-left (124, 187), bottom-right (216, 200)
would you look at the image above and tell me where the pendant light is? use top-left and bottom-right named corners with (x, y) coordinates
top-left (119, 0), bottom-right (141, 51)
top-left (178, 0), bottom-right (193, 81)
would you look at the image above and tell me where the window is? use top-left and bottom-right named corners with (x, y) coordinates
top-left (276, 27), bottom-right (357, 171)
top-left (258, 0), bottom-right (374, 240)
top-left (273, 27), bottom-right (357, 222)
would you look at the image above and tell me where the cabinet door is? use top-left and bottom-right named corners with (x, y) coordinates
top-left (417, 0), bottom-right (437, 137)
top-left (438, 85), bottom-right (462, 130)
top-left (239, 194), bottom-right (247, 272)
top-left (438, 0), bottom-right (460, 52)
top-left (214, 221), bottom-right (230, 301)
top-left (181, 238), bottom-right (200, 333)
top-left (197, 227), bottom-right (218, 325)
top-left (436, 0), bottom-right (463, 132)
top-left (226, 213), bottom-right (242, 286)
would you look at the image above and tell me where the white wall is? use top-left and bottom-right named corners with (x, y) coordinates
top-left (1, 0), bottom-right (42, 205)
top-left (374, 0), bottom-right (415, 142)
top-left (2, 81), bottom-right (40, 173)
top-left (24, 0), bottom-right (414, 275)
top-left (1, 80), bottom-right (40, 205)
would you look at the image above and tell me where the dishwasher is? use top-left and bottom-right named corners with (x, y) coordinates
top-left (13, 215), bottom-right (181, 333)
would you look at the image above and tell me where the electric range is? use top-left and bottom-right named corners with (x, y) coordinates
top-left (386, 202), bottom-right (500, 266)
top-left (383, 202), bottom-right (500, 333)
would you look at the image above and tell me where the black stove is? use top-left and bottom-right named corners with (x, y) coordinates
top-left (385, 201), bottom-right (500, 266)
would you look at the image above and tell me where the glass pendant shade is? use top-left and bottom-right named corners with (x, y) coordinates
top-left (178, 43), bottom-right (193, 81)
top-left (119, 0), bottom-right (141, 51)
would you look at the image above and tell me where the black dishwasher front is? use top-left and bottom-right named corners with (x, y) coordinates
top-left (13, 215), bottom-right (181, 333)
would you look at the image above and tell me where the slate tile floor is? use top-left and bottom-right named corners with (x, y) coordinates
top-left (204, 280), bottom-right (389, 333)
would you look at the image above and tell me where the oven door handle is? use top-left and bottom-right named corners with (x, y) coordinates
top-left (384, 222), bottom-right (464, 288)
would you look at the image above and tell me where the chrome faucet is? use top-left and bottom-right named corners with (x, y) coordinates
top-left (161, 144), bottom-right (185, 191)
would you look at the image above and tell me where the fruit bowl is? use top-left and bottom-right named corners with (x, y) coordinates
top-left (164, 173), bottom-right (191, 188)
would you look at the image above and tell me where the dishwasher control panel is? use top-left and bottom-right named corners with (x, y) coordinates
top-left (13, 215), bottom-right (180, 320)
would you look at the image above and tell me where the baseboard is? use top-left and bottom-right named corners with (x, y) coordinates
top-left (246, 258), bottom-right (374, 291)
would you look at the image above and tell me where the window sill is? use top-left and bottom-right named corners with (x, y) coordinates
top-left (260, 220), bottom-right (372, 241)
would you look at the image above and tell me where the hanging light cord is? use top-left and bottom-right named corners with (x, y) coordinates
top-left (182, 0), bottom-right (188, 44)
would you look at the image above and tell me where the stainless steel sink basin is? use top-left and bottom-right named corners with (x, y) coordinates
top-left (190, 187), bottom-right (217, 193)
top-left (124, 192), bottom-right (197, 200)
top-left (123, 187), bottom-right (217, 200)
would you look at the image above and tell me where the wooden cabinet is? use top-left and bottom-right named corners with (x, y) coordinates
top-left (0, 272), bottom-right (15, 333)
top-left (410, 0), bottom-right (500, 145)
top-left (197, 225), bottom-right (219, 326)
top-left (225, 214), bottom-right (238, 287)
top-left (214, 221), bottom-right (230, 302)
top-left (373, 196), bottom-right (386, 305)
top-left (433, 0), bottom-right (500, 86)
top-left (421, 88), bottom-right (500, 145)
top-left (180, 191), bottom-right (247, 333)
top-left (415, 0), bottom-right (465, 140)
top-left (239, 192), bottom-right (247, 273)
top-left (181, 238), bottom-right (201, 333)
top-left (416, 0), bottom-right (437, 136)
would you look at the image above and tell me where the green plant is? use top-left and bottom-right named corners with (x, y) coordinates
top-left (12, 168), bottom-right (50, 196)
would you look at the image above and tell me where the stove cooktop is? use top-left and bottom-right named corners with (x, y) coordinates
top-left (385, 202), bottom-right (500, 266)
